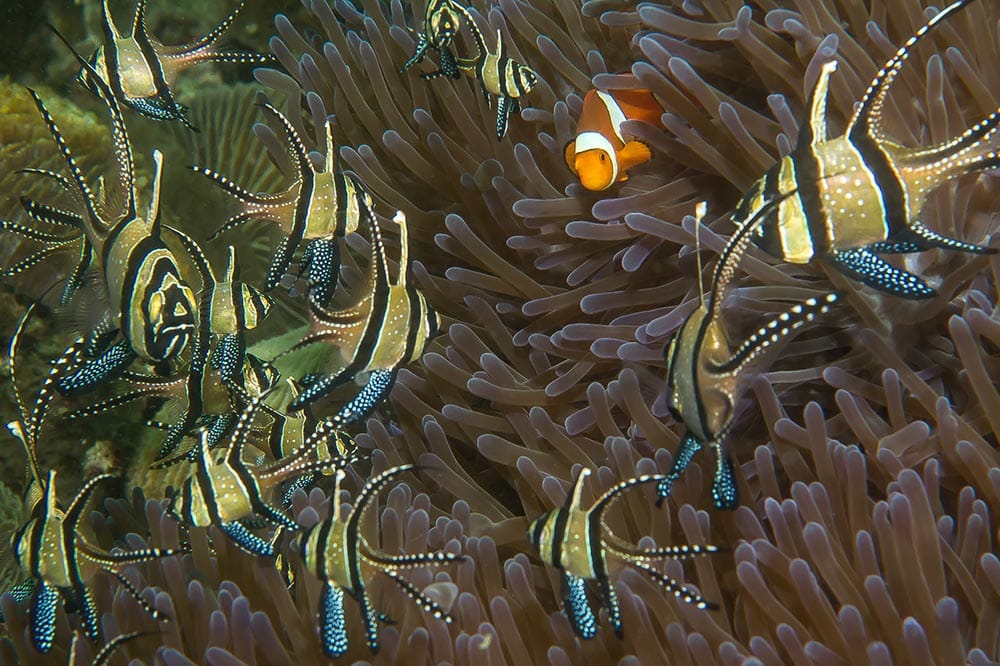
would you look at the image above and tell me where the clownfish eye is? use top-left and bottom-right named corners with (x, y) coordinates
top-left (599, 153), bottom-right (606, 162)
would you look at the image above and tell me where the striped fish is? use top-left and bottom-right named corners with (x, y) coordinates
top-left (65, 242), bottom-right (274, 458)
top-left (163, 393), bottom-right (349, 557)
top-left (298, 464), bottom-right (461, 657)
top-left (401, 0), bottom-right (468, 79)
top-left (661, 203), bottom-right (840, 510)
top-left (453, 18), bottom-right (539, 140)
top-left (196, 103), bottom-right (369, 307)
top-left (528, 467), bottom-right (720, 639)
top-left (260, 380), bottom-right (356, 472)
top-left (22, 32), bottom-right (197, 396)
top-left (281, 209), bottom-right (440, 420)
top-left (741, 0), bottom-right (997, 299)
top-left (0, 209), bottom-right (89, 307)
top-left (4, 306), bottom-right (181, 653)
top-left (78, 0), bottom-right (272, 129)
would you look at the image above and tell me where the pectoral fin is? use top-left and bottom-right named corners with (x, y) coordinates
top-left (827, 248), bottom-right (936, 299)
top-left (616, 140), bottom-right (652, 177)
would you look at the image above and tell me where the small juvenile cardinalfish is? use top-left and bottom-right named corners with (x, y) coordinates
top-left (564, 82), bottom-right (665, 191)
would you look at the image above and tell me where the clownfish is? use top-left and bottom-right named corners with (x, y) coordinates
top-left (564, 87), bottom-right (664, 191)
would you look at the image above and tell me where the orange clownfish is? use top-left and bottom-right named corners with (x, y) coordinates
top-left (564, 87), bottom-right (665, 191)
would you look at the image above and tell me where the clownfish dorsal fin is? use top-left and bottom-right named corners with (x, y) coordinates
top-left (607, 88), bottom-right (664, 126)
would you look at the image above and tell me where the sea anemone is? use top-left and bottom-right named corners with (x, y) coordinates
top-left (2, 0), bottom-right (1000, 662)
top-left (248, 0), bottom-right (1000, 661)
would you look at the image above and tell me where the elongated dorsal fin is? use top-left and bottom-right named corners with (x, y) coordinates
top-left (393, 211), bottom-right (409, 287)
top-left (148, 149), bottom-right (165, 237)
top-left (345, 464), bottom-right (415, 542)
top-left (592, 473), bottom-right (665, 523)
top-left (130, 0), bottom-right (148, 38)
top-left (225, 245), bottom-right (238, 282)
top-left (798, 60), bottom-right (837, 149)
top-left (715, 293), bottom-right (840, 375)
top-left (847, 0), bottom-right (977, 140)
top-left (102, 0), bottom-right (124, 40)
top-left (563, 467), bottom-right (591, 512)
top-left (330, 468), bottom-right (346, 523)
top-left (708, 188), bottom-right (797, 319)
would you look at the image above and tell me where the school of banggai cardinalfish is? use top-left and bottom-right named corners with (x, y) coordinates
top-left (0, 0), bottom-right (997, 660)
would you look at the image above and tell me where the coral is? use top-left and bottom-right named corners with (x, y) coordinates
top-left (0, 481), bottom-right (23, 597)
top-left (2, 0), bottom-right (1000, 663)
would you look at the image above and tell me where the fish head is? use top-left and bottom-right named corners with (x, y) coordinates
top-left (144, 269), bottom-right (197, 360)
top-left (572, 147), bottom-right (616, 191)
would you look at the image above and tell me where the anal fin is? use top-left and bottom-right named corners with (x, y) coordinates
top-left (656, 432), bottom-right (702, 506)
top-left (562, 573), bottom-right (597, 639)
top-left (908, 221), bottom-right (996, 255)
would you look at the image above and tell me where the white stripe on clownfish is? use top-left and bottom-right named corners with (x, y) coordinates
top-left (594, 91), bottom-right (628, 143)
top-left (573, 131), bottom-right (618, 183)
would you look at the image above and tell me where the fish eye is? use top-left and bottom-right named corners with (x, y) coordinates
top-left (599, 153), bottom-right (606, 162)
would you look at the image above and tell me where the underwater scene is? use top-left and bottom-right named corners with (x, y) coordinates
top-left (0, 0), bottom-right (999, 663)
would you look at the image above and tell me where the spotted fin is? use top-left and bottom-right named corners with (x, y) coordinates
top-left (0, 580), bottom-right (33, 622)
top-left (55, 338), bottom-right (136, 396)
top-left (867, 239), bottom-right (924, 254)
top-left (320, 582), bottom-right (348, 657)
top-left (827, 248), bottom-right (935, 299)
top-left (220, 521), bottom-right (274, 557)
top-left (328, 368), bottom-right (396, 426)
top-left (710, 447), bottom-right (738, 510)
top-left (598, 577), bottom-right (622, 638)
top-left (656, 432), bottom-right (702, 506)
top-left (562, 573), bottom-right (597, 639)
top-left (906, 221), bottom-right (996, 255)
top-left (631, 559), bottom-right (718, 611)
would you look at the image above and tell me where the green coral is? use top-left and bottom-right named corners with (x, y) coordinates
top-left (0, 479), bottom-right (23, 595)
